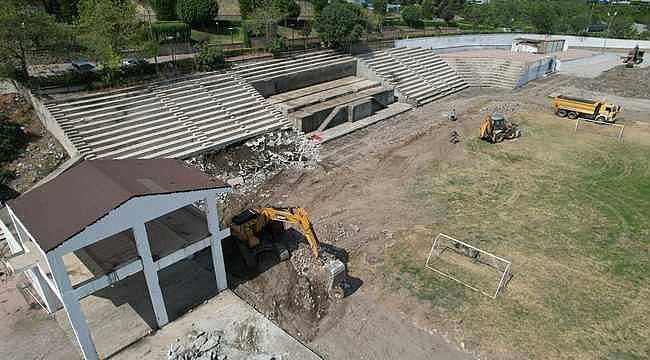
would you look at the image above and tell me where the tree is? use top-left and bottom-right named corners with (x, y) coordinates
top-left (244, 0), bottom-right (284, 43)
top-left (401, 4), bottom-right (423, 27)
top-left (311, 0), bottom-right (328, 16)
top-left (76, 0), bottom-right (150, 81)
top-left (421, 0), bottom-right (437, 20)
top-left (609, 15), bottom-right (635, 38)
top-left (373, 0), bottom-right (387, 17)
top-left (151, 0), bottom-right (177, 21)
top-left (195, 45), bottom-right (225, 70)
top-left (239, 0), bottom-right (254, 18)
top-left (437, 0), bottom-right (462, 23)
top-left (529, 1), bottom-right (556, 34)
top-left (0, 1), bottom-right (73, 80)
top-left (274, 0), bottom-right (301, 20)
top-left (176, 0), bottom-right (218, 27)
top-left (0, 112), bottom-right (24, 164)
top-left (316, 1), bottom-right (368, 48)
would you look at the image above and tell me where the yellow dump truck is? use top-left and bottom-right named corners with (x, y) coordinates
top-left (553, 95), bottom-right (621, 123)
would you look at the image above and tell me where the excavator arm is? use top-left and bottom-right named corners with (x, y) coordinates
top-left (256, 207), bottom-right (320, 259)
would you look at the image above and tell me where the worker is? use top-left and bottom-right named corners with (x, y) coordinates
top-left (448, 108), bottom-right (457, 122)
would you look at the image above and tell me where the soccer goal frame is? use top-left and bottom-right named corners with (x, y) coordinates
top-left (574, 118), bottom-right (625, 141)
top-left (425, 233), bottom-right (512, 299)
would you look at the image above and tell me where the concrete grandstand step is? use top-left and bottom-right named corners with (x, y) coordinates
top-left (81, 115), bottom-right (180, 143)
top-left (99, 130), bottom-right (196, 159)
top-left (90, 122), bottom-right (189, 154)
top-left (85, 119), bottom-right (185, 148)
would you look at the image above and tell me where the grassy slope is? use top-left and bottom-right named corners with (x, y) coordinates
top-left (384, 113), bottom-right (650, 359)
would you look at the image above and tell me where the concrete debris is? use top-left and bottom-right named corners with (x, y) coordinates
top-left (167, 329), bottom-right (281, 360)
top-left (478, 101), bottom-right (520, 117)
top-left (186, 129), bottom-right (320, 195)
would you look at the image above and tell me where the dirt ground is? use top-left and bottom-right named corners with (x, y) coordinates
top-left (0, 93), bottom-right (67, 200)
top-left (226, 69), bottom-right (650, 360)
top-left (569, 65), bottom-right (650, 99)
top-left (1, 65), bottom-right (649, 360)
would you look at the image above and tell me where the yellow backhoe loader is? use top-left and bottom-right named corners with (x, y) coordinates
top-left (230, 207), bottom-right (346, 297)
top-left (479, 114), bottom-right (521, 143)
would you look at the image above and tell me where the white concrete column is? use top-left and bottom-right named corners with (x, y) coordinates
top-left (132, 223), bottom-right (169, 328)
top-left (47, 253), bottom-right (99, 360)
top-left (205, 198), bottom-right (228, 291)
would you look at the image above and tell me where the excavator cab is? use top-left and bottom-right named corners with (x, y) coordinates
top-left (230, 207), bottom-right (347, 298)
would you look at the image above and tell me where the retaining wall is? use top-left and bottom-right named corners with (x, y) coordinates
top-left (397, 34), bottom-right (650, 52)
top-left (11, 80), bottom-right (80, 158)
top-left (517, 57), bottom-right (558, 88)
top-left (250, 60), bottom-right (358, 97)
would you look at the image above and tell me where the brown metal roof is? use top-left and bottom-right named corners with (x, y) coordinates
top-left (9, 159), bottom-right (228, 253)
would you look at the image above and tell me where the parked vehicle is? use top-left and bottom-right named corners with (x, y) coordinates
top-left (120, 57), bottom-right (148, 67)
top-left (553, 95), bottom-right (620, 123)
top-left (71, 60), bottom-right (96, 72)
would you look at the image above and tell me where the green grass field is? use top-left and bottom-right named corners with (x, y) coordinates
top-left (383, 112), bottom-right (650, 359)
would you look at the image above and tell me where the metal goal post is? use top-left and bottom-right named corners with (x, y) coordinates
top-left (574, 118), bottom-right (625, 141)
top-left (425, 233), bottom-right (512, 299)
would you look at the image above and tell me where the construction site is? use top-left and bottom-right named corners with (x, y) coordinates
top-left (1, 34), bottom-right (650, 360)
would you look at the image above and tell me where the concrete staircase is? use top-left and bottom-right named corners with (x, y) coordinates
top-left (357, 47), bottom-right (468, 106)
top-left (45, 72), bottom-right (288, 159)
top-left (443, 58), bottom-right (527, 89)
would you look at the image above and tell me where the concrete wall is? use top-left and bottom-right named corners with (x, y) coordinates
top-left (11, 80), bottom-right (80, 158)
top-left (294, 89), bottom-right (394, 133)
top-left (517, 56), bottom-right (557, 88)
top-left (251, 60), bottom-right (358, 97)
top-left (397, 34), bottom-right (650, 52)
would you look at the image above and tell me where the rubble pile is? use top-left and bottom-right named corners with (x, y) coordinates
top-left (0, 93), bottom-right (67, 194)
top-left (167, 329), bottom-right (280, 360)
top-left (478, 102), bottom-right (520, 117)
top-left (187, 129), bottom-right (320, 195)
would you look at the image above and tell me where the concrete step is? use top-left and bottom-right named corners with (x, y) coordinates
top-left (100, 130), bottom-right (195, 159)
top-left (82, 115), bottom-right (179, 143)
top-left (73, 107), bottom-right (173, 133)
top-left (91, 122), bottom-right (189, 154)
top-left (86, 119), bottom-right (184, 148)
top-left (63, 102), bottom-right (166, 125)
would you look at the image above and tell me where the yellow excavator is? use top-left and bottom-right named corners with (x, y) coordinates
top-left (230, 207), bottom-right (346, 297)
top-left (479, 114), bottom-right (521, 143)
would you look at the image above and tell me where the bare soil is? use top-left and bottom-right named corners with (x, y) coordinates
top-left (224, 74), bottom-right (650, 360)
top-left (569, 65), bottom-right (650, 99)
top-left (0, 93), bottom-right (67, 199)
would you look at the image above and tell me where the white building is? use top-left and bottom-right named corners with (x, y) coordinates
top-left (2, 159), bottom-right (231, 360)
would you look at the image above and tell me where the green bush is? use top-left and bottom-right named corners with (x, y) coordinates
top-left (0, 112), bottom-right (24, 163)
top-left (152, 21), bottom-right (192, 41)
top-left (176, 0), bottom-right (218, 26)
top-left (274, 0), bottom-right (300, 20)
top-left (267, 36), bottom-right (286, 56)
top-left (151, 0), bottom-right (177, 20)
top-left (401, 5), bottom-right (423, 28)
top-left (196, 45), bottom-right (226, 70)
